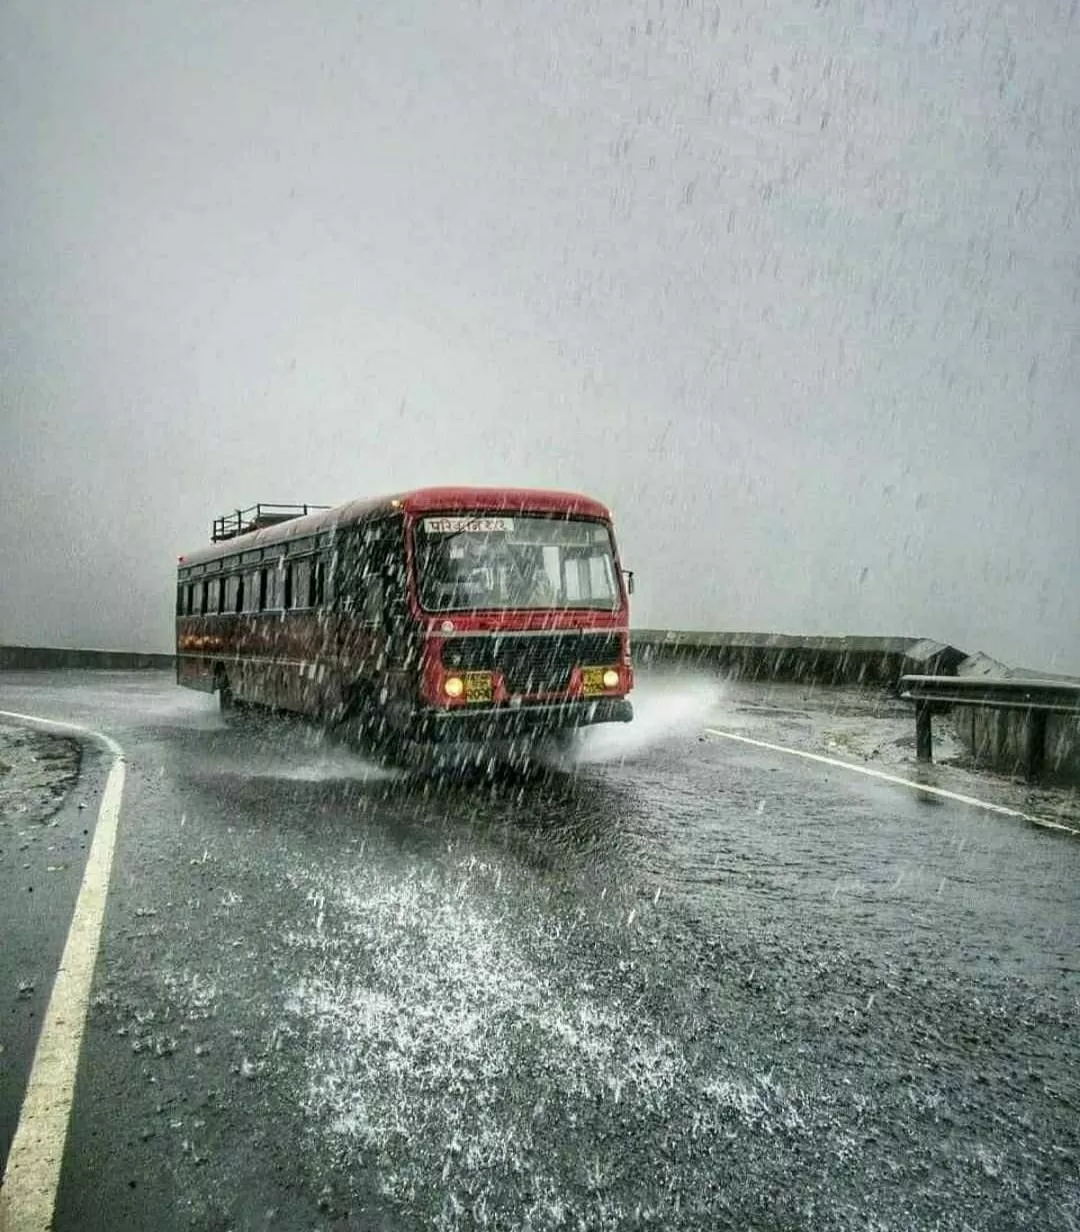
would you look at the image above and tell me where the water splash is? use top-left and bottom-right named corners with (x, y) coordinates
top-left (570, 673), bottom-right (724, 765)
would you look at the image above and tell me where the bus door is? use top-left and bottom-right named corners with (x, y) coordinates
top-left (340, 518), bottom-right (411, 687)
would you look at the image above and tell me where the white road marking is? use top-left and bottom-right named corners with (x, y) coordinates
top-left (703, 727), bottom-right (1079, 835)
top-left (0, 711), bottom-right (126, 1232)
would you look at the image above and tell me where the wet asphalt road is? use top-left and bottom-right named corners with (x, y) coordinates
top-left (1, 670), bottom-right (1079, 1232)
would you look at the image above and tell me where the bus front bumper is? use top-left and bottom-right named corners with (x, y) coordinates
top-left (402, 697), bottom-right (633, 742)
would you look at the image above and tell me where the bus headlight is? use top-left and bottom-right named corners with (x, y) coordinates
top-left (444, 676), bottom-right (465, 699)
top-left (602, 669), bottom-right (620, 690)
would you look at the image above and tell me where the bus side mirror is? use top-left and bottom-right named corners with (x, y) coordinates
top-left (624, 569), bottom-right (635, 596)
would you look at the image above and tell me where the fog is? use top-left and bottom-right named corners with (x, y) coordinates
top-left (1, 0), bottom-right (1077, 672)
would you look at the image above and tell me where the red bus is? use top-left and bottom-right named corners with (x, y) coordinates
top-left (175, 487), bottom-right (634, 758)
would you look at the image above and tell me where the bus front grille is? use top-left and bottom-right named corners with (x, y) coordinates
top-left (440, 632), bottom-right (621, 696)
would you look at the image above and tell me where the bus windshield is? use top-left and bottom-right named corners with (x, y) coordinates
top-left (414, 515), bottom-right (621, 612)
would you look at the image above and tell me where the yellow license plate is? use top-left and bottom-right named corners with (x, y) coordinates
top-left (581, 666), bottom-right (609, 696)
top-left (464, 672), bottom-right (493, 702)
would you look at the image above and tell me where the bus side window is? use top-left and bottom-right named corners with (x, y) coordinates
top-left (245, 572), bottom-right (260, 613)
top-left (176, 584), bottom-right (184, 616)
top-left (199, 581), bottom-right (209, 616)
top-left (368, 525), bottom-right (405, 630)
top-left (186, 584), bottom-right (196, 615)
top-left (336, 540), bottom-right (362, 614)
top-left (311, 558), bottom-right (327, 607)
top-left (236, 575), bottom-right (245, 613)
top-left (283, 562), bottom-right (294, 610)
top-left (293, 559), bottom-right (311, 609)
top-left (362, 574), bottom-right (384, 624)
top-left (258, 568), bottom-right (269, 612)
top-left (266, 560), bottom-right (284, 611)
top-left (216, 578), bottom-right (226, 614)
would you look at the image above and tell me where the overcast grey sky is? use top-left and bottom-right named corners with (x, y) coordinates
top-left (2, 0), bottom-right (1078, 671)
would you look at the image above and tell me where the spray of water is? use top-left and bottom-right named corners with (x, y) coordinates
top-left (569, 673), bottom-right (724, 765)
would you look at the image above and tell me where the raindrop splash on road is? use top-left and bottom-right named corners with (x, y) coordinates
top-left (241, 749), bottom-right (399, 785)
top-left (280, 854), bottom-right (812, 1230)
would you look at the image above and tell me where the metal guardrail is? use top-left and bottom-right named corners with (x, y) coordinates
top-left (899, 674), bottom-right (1080, 780)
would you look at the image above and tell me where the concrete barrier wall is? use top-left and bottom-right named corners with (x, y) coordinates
top-left (0, 645), bottom-right (175, 671)
top-left (632, 631), bottom-right (966, 688)
top-left (948, 706), bottom-right (1080, 782)
top-left (938, 654), bottom-right (1080, 782)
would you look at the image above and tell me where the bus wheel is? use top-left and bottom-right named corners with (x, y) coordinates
top-left (216, 670), bottom-right (237, 715)
top-left (339, 693), bottom-right (408, 767)
top-left (552, 728), bottom-right (580, 756)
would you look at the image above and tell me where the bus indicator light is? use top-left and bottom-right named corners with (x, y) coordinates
top-left (582, 666), bottom-right (621, 695)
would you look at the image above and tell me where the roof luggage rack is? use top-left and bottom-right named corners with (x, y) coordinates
top-left (211, 503), bottom-right (330, 543)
